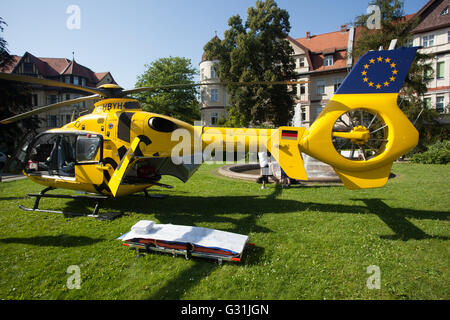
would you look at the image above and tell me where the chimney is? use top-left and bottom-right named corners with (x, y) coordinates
top-left (340, 24), bottom-right (347, 33)
top-left (306, 31), bottom-right (311, 39)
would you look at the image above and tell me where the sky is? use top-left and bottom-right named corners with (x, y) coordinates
top-left (0, 0), bottom-right (428, 89)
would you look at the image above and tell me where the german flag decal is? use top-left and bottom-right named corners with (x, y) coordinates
top-left (281, 130), bottom-right (298, 140)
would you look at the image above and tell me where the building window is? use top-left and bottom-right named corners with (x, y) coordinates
top-left (314, 106), bottom-right (324, 121)
top-left (405, 38), bottom-right (414, 47)
top-left (48, 115), bottom-right (57, 127)
top-left (301, 107), bottom-right (306, 121)
top-left (436, 96), bottom-right (444, 113)
top-left (333, 77), bottom-right (343, 92)
top-left (448, 31), bottom-right (450, 43)
top-left (23, 62), bottom-right (33, 74)
top-left (437, 62), bottom-right (445, 79)
top-left (425, 67), bottom-right (433, 80)
top-left (441, 6), bottom-right (448, 15)
top-left (201, 89), bottom-right (207, 103)
top-left (316, 80), bottom-right (326, 95)
top-left (66, 94), bottom-right (71, 100)
top-left (324, 55), bottom-right (333, 67)
top-left (211, 112), bottom-right (219, 125)
top-left (210, 89), bottom-right (219, 102)
top-left (47, 95), bottom-right (57, 104)
top-left (424, 97), bottom-right (432, 109)
top-left (300, 83), bottom-right (306, 95)
top-left (422, 35), bottom-right (434, 48)
top-left (31, 94), bottom-right (38, 107)
top-left (210, 68), bottom-right (216, 79)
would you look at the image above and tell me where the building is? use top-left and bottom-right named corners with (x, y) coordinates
top-left (288, 25), bottom-right (355, 127)
top-left (409, 0), bottom-right (450, 114)
top-left (199, 41), bottom-right (228, 126)
top-left (2, 51), bottom-right (116, 130)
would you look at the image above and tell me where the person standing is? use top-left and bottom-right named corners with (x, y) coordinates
top-left (258, 151), bottom-right (270, 189)
top-left (280, 167), bottom-right (291, 188)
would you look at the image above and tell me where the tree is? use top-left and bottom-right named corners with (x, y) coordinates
top-left (0, 17), bottom-right (39, 158)
top-left (353, 0), bottom-right (445, 150)
top-left (204, 0), bottom-right (296, 127)
top-left (134, 56), bottom-right (200, 124)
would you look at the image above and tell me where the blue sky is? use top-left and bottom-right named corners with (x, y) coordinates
top-left (0, 0), bottom-right (427, 89)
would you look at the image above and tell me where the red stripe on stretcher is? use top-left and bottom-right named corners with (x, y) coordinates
top-left (281, 130), bottom-right (298, 140)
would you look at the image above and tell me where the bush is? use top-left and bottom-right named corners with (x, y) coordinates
top-left (410, 140), bottom-right (450, 164)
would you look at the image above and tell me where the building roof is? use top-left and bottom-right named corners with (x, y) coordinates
top-left (3, 51), bottom-right (116, 86)
top-left (295, 28), bottom-right (349, 54)
top-left (412, 0), bottom-right (450, 34)
top-left (294, 26), bottom-right (351, 72)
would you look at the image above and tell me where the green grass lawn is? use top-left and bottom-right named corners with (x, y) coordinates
top-left (0, 163), bottom-right (448, 300)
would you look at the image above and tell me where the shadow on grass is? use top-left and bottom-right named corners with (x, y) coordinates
top-left (145, 244), bottom-right (265, 300)
top-left (51, 188), bottom-right (449, 242)
top-left (0, 234), bottom-right (105, 247)
top-left (352, 198), bottom-right (450, 241)
top-left (0, 196), bottom-right (29, 201)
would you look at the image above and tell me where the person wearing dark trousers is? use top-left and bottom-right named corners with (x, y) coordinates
top-left (280, 167), bottom-right (291, 188)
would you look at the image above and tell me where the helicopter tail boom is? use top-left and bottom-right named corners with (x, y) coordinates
top-left (199, 126), bottom-right (308, 180)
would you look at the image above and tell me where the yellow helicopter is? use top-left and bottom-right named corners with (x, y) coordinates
top-left (0, 46), bottom-right (420, 218)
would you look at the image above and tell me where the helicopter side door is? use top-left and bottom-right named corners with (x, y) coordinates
top-left (74, 133), bottom-right (104, 185)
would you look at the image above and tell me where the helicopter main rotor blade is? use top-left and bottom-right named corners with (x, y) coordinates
top-left (123, 80), bottom-right (309, 96)
top-left (0, 72), bottom-right (106, 96)
top-left (0, 94), bottom-right (100, 124)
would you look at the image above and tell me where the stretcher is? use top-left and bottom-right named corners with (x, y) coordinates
top-left (118, 220), bottom-right (252, 263)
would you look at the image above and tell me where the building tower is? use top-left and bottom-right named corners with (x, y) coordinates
top-left (199, 37), bottom-right (229, 126)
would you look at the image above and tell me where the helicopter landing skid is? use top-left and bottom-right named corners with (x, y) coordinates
top-left (20, 187), bottom-right (123, 220)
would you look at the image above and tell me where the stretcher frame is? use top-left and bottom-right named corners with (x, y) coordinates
top-left (122, 237), bottom-right (254, 264)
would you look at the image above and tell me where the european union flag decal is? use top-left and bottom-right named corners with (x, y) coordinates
top-left (336, 47), bottom-right (419, 94)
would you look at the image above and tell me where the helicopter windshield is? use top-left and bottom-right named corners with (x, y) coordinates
top-left (27, 133), bottom-right (76, 177)
top-left (26, 132), bottom-right (102, 177)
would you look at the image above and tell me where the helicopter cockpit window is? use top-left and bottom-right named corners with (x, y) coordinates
top-left (26, 133), bottom-right (76, 177)
top-left (124, 101), bottom-right (141, 110)
top-left (27, 134), bottom-right (58, 173)
top-left (76, 135), bottom-right (101, 162)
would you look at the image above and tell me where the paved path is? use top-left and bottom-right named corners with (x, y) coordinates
top-left (0, 173), bottom-right (27, 182)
